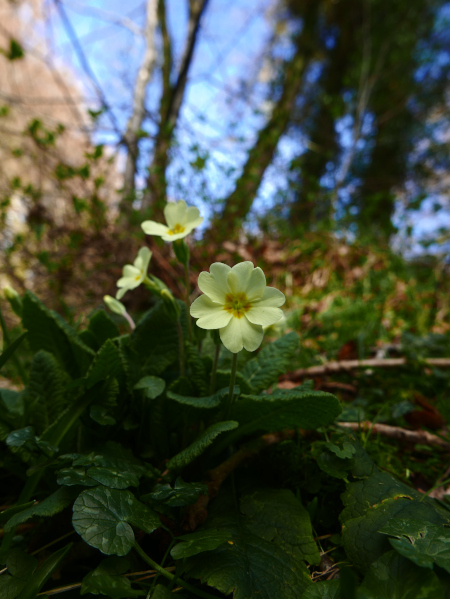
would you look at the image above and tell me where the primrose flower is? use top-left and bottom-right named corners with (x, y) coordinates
top-left (141, 200), bottom-right (203, 242)
top-left (116, 247), bottom-right (152, 300)
top-left (190, 262), bottom-right (285, 353)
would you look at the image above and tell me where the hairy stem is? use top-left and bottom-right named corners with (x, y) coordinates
top-left (224, 352), bottom-right (238, 418)
top-left (210, 343), bottom-right (221, 395)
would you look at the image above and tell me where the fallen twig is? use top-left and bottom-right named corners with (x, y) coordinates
top-left (285, 358), bottom-right (450, 378)
top-left (338, 421), bottom-right (450, 450)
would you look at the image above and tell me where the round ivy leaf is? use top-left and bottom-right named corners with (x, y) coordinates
top-left (72, 487), bottom-right (159, 556)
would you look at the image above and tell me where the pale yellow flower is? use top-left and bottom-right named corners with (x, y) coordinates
top-left (141, 200), bottom-right (203, 242)
top-left (116, 247), bottom-right (152, 300)
top-left (190, 262), bottom-right (285, 353)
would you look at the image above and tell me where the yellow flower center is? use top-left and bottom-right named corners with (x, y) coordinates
top-left (135, 275), bottom-right (141, 281)
top-left (223, 292), bottom-right (251, 319)
top-left (168, 223), bottom-right (185, 235)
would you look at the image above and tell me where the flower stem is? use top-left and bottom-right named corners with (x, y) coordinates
top-left (134, 542), bottom-right (217, 599)
top-left (184, 262), bottom-right (193, 342)
top-left (123, 311), bottom-right (136, 331)
top-left (176, 319), bottom-right (185, 377)
top-left (225, 352), bottom-right (238, 417)
top-left (210, 343), bottom-right (221, 395)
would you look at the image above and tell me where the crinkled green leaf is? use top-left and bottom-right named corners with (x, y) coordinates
top-left (0, 332), bottom-right (27, 372)
top-left (379, 521), bottom-right (450, 573)
top-left (90, 405), bottom-right (116, 426)
top-left (134, 376), bottom-right (165, 399)
top-left (341, 496), bottom-right (449, 573)
top-left (4, 487), bottom-right (78, 532)
top-left (167, 386), bottom-right (231, 410)
top-left (22, 291), bottom-right (94, 377)
top-left (183, 491), bottom-right (312, 599)
top-left (240, 489), bottom-right (320, 564)
top-left (301, 580), bottom-right (340, 599)
top-left (27, 351), bottom-right (69, 434)
top-left (167, 421), bottom-right (238, 472)
top-left (240, 332), bottom-right (299, 393)
top-left (72, 487), bottom-right (160, 555)
top-left (57, 467), bottom-right (98, 487)
top-left (171, 529), bottom-right (233, 559)
top-left (185, 341), bottom-right (208, 396)
top-left (147, 477), bottom-right (208, 507)
top-left (81, 556), bottom-right (143, 597)
top-left (86, 340), bottom-right (128, 390)
top-left (130, 301), bottom-right (180, 374)
top-left (358, 550), bottom-right (444, 599)
top-left (215, 370), bottom-right (253, 395)
top-left (214, 388), bottom-right (341, 454)
top-left (340, 469), bottom-right (418, 524)
top-left (88, 310), bottom-right (121, 348)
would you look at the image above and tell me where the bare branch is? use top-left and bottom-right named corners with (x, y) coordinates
top-left (122, 0), bottom-right (158, 201)
top-left (284, 358), bottom-right (450, 379)
top-left (143, 0), bottom-right (209, 213)
top-left (338, 421), bottom-right (450, 451)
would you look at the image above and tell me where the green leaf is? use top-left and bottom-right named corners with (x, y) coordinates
top-left (167, 421), bottom-right (238, 472)
top-left (240, 332), bottom-right (299, 393)
top-left (312, 440), bottom-right (355, 480)
top-left (0, 332), bottom-right (27, 371)
top-left (358, 550), bottom-right (444, 599)
top-left (86, 340), bottom-right (128, 390)
top-left (88, 311), bottom-right (121, 348)
top-left (0, 502), bottom-right (35, 527)
top-left (301, 580), bottom-right (340, 599)
top-left (146, 477), bottom-right (208, 507)
top-left (167, 386), bottom-right (230, 410)
top-left (4, 487), bottom-right (78, 532)
top-left (240, 489), bottom-right (320, 564)
top-left (379, 521), bottom-right (450, 573)
top-left (0, 545), bottom-right (72, 599)
top-left (81, 556), bottom-right (143, 598)
top-left (130, 301), bottom-right (180, 374)
top-left (27, 351), bottom-right (69, 434)
top-left (72, 487), bottom-right (160, 556)
top-left (134, 376), bottom-right (165, 399)
top-left (6, 39), bottom-right (25, 60)
top-left (151, 586), bottom-right (177, 598)
top-left (215, 370), bottom-right (253, 395)
top-left (183, 491), bottom-right (312, 599)
top-left (171, 529), bottom-right (233, 559)
top-left (185, 341), bottom-right (209, 396)
top-left (341, 494), bottom-right (449, 573)
top-left (57, 467), bottom-right (98, 487)
top-left (22, 292), bottom-right (94, 377)
top-left (214, 388), bottom-right (341, 454)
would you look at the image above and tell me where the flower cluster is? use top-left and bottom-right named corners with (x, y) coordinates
top-left (113, 200), bottom-right (285, 354)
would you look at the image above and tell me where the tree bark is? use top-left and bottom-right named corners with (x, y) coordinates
top-left (121, 0), bottom-right (158, 209)
top-left (206, 1), bottom-right (320, 243)
top-left (142, 0), bottom-right (209, 216)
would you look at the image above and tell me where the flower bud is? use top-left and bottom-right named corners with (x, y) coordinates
top-left (103, 295), bottom-right (126, 316)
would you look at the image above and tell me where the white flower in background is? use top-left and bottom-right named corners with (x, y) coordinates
top-left (116, 247), bottom-right (152, 300)
top-left (190, 262), bottom-right (285, 353)
top-left (141, 200), bottom-right (203, 242)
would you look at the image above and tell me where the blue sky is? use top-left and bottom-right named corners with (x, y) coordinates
top-left (40, 0), bottom-right (450, 253)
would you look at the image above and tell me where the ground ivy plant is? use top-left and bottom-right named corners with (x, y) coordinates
top-left (1, 201), bottom-right (449, 598)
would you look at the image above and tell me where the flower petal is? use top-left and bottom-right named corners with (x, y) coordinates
top-left (137, 247), bottom-right (152, 274)
top-left (164, 200), bottom-right (187, 228)
top-left (116, 287), bottom-right (128, 300)
top-left (122, 265), bottom-right (141, 279)
top-left (245, 267), bottom-right (266, 301)
top-left (219, 316), bottom-right (263, 353)
top-left (245, 306), bottom-right (284, 327)
top-left (184, 206), bottom-right (202, 226)
top-left (198, 263), bottom-right (231, 302)
top-left (184, 216), bottom-right (203, 232)
top-left (253, 286), bottom-right (286, 308)
top-left (117, 275), bottom-right (141, 289)
top-left (227, 261), bottom-right (254, 294)
top-left (141, 220), bottom-right (170, 237)
top-left (191, 295), bottom-right (233, 329)
top-left (160, 231), bottom-right (188, 241)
